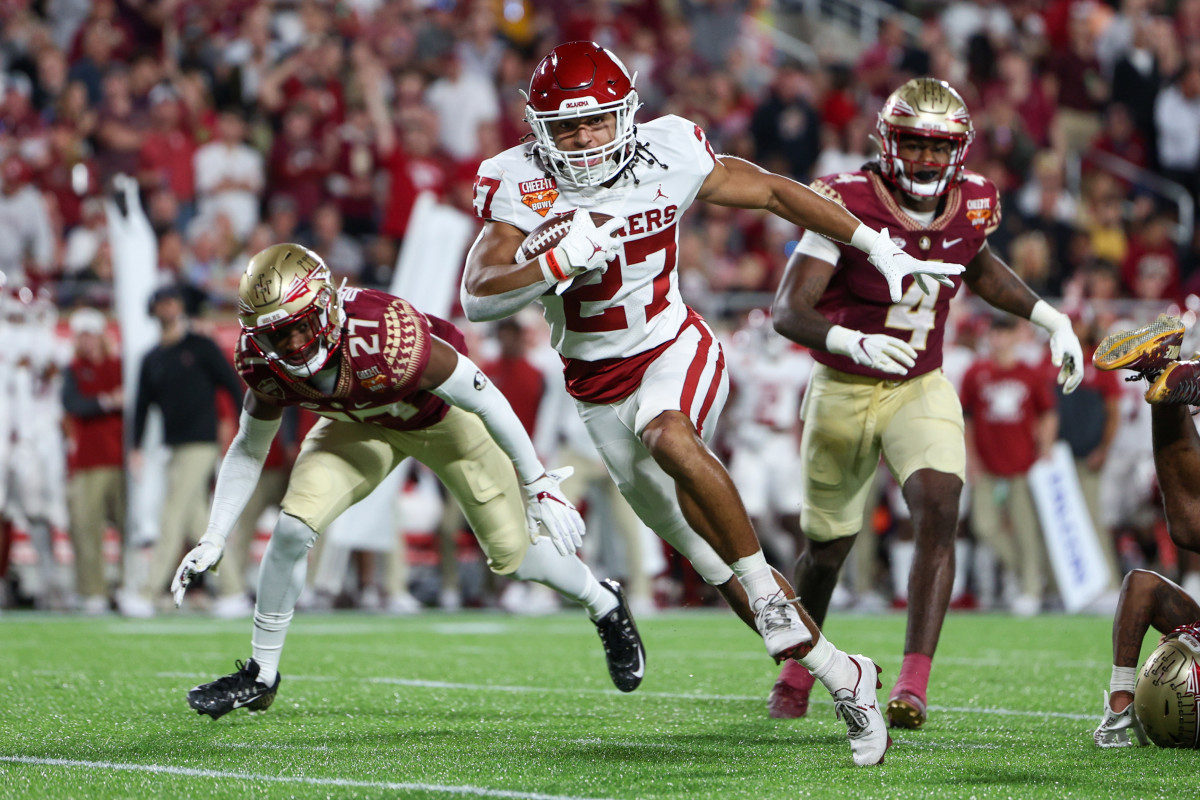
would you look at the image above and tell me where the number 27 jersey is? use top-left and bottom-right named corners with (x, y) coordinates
top-left (806, 168), bottom-right (1001, 380)
top-left (473, 115), bottom-right (718, 363)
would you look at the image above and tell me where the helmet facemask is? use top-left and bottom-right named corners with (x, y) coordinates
top-left (526, 88), bottom-right (639, 187)
top-left (244, 287), bottom-right (341, 380)
top-left (876, 77), bottom-right (975, 198)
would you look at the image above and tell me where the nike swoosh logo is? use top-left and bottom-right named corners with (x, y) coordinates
top-left (353, 402), bottom-right (375, 409)
top-left (943, 238), bottom-right (963, 248)
top-left (631, 647), bottom-right (645, 679)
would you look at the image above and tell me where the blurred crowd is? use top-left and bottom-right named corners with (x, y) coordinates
top-left (2, 0), bottom-right (1200, 616)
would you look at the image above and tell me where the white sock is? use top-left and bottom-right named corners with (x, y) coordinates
top-left (1110, 665), bottom-right (1137, 696)
top-left (252, 609), bottom-right (293, 685)
top-left (513, 540), bottom-right (617, 620)
top-left (798, 634), bottom-right (853, 692)
top-left (730, 551), bottom-right (778, 607)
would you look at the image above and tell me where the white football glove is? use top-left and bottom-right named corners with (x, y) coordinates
top-left (863, 227), bottom-right (965, 303)
top-left (826, 324), bottom-right (917, 377)
top-left (1030, 300), bottom-right (1084, 394)
top-left (522, 466), bottom-right (585, 557)
top-left (170, 538), bottom-right (224, 607)
top-left (542, 209), bottom-right (624, 296)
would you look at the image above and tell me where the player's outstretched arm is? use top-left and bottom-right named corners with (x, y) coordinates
top-left (965, 243), bottom-right (1083, 393)
top-left (773, 251), bottom-right (916, 377)
top-left (171, 392), bottom-right (282, 606)
top-left (697, 156), bottom-right (964, 302)
top-left (420, 337), bottom-right (585, 556)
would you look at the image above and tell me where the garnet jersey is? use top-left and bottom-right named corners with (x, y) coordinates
top-left (474, 115), bottom-right (718, 364)
top-left (802, 169), bottom-right (1001, 380)
top-left (236, 287), bottom-right (466, 431)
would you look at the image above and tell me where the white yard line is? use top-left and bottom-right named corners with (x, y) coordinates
top-left (151, 671), bottom-right (1097, 720)
top-left (0, 756), bottom-right (617, 800)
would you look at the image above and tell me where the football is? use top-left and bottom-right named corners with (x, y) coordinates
top-left (515, 211), bottom-right (614, 262)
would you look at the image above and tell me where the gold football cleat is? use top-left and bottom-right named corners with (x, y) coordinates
top-left (1093, 314), bottom-right (1185, 376)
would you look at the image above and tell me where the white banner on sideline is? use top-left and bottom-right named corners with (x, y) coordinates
top-left (1028, 441), bottom-right (1109, 613)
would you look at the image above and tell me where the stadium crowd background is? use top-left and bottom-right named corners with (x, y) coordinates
top-left (1, 0), bottom-right (1199, 618)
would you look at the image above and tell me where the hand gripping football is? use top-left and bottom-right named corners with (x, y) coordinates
top-left (515, 211), bottom-right (615, 262)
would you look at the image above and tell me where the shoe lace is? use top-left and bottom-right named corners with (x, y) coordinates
top-left (834, 693), bottom-right (871, 737)
top-left (208, 660), bottom-right (256, 693)
top-left (753, 589), bottom-right (798, 636)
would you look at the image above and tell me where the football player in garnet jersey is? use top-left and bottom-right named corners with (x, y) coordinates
top-left (1091, 314), bottom-right (1200, 747)
top-left (172, 244), bottom-right (646, 720)
top-left (769, 77), bottom-right (1084, 730)
top-left (459, 42), bottom-right (966, 766)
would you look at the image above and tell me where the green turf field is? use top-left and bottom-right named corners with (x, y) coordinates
top-left (0, 609), bottom-right (1190, 799)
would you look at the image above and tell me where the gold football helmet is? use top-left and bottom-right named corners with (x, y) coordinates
top-left (1133, 627), bottom-right (1200, 749)
top-left (238, 243), bottom-right (343, 380)
top-left (877, 77), bottom-right (974, 197)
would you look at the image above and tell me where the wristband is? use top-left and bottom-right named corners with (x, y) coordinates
top-left (1029, 299), bottom-right (1068, 332)
top-left (850, 223), bottom-right (881, 253)
top-left (538, 250), bottom-right (569, 283)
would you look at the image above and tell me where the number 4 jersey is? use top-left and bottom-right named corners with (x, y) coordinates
top-left (798, 168), bottom-right (1001, 380)
top-left (474, 115), bottom-right (718, 368)
top-left (235, 287), bottom-right (466, 430)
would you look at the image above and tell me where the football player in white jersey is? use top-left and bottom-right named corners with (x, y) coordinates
top-left (460, 41), bottom-right (965, 766)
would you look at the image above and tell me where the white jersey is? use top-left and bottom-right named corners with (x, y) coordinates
top-left (725, 332), bottom-right (813, 446)
top-left (474, 115), bottom-right (718, 363)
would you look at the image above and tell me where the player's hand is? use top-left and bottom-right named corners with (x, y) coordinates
top-left (522, 467), bottom-right (585, 557)
top-left (554, 209), bottom-right (624, 276)
top-left (1029, 302), bottom-right (1084, 394)
top-left (170, 539), bottom-right (224, 607)
top-left (866, 227), bottom-right (964, 303)
top-left (826, 325), bottom-right (917, 377)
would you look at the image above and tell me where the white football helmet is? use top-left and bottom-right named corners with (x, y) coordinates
top-left (524, 41), bottom-right (640, 187)
top-left (237, 243), bottom-right (343, 381)
top-left (877, 77), bottom-right (975, 198)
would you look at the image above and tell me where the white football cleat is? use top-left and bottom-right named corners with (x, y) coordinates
top-left (1093, 690), bottom-right (1148, 748)
top-left (752, 589), bottom-right (813, 662)
top-left (831, 654), bottom-right (891, 766)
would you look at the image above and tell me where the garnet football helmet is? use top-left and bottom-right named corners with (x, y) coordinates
top-left (876, 77), bottom-right (974, 198)
top-left (1133, 626), bottom-right (1200, 749)
top-left (524, 41), bottom-right (640, 187)
top-left (237, 243), bottom-right (343, 381)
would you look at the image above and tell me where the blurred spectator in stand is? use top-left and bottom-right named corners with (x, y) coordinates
top-left (455, 5), bottom-right (506, 81)
top-left (66, 21), bottom-right (119, 105)
top-left (267, 103), bottom-right (331, 226)
top-left (1154, 59), bottom-right (1200, 200)
top-left (220, 3), bottom-right (282, 109)
top-left (854, 15), bottom-right (929, 104)
top-left (127, 286), bottom-right (242, 615)
top-left (32, 39), bottom-right (71, 112)
top-left (265, 194), bottom-right (301, 245)
top-left (93, 66), bottom-right (148, 189)
top-left (1111, 15), bottom-right (1171, 164)
top-left (1086, 103), bottom-right (1149, 182)
top-left (138, 84), bottom-right (197, 231)
top-left (961, 316), bottom-right (1058, 614)
top-left (2, 71), bottom-right (46, 148)
top-left (480, 318), bottom-right (545, 439)
top-left (61, 307), bottom-right (124, 615)
top-left (326, 94), bottom-right (380, 237)
top-left (1123, 211), bottom-right (1181, 301)
top-left (983, 51), bottom-right (1056, 150)
top-left (0, 155), bottom-right (55, 289)
top-left (63, 197), bottom-right (108, 278)
top-left (306, 202), bottom-right (364, 283)
top-left (1008, 230), bottom-right (1062, 298)
top-left (1078, 172), bottom-right (1129, 267)
top-left (749, 63), bottom-right (821, 182)
top-left (194, 107), bottom-right (264, 242)
top-left (1056, 312), bottom-right (1123, 594)
top-left (424, 51), bottom-right (499, 164)
top-left (34, 121), bottom-right (98, 233)
top-left (1046, 5), bottom-right (1108, 155)
top-left (1016, 150), bottom-right (1080, 267)
top-left (651, 18), bottom-right (706, 110)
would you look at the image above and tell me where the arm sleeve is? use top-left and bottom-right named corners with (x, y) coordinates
top-left (201, 408), bottom-right (281, 546)
top-left (430, 350), bottom-right (545, 484)
top-left (794, 228), bottom-right (843, 266)
top-left (460, 280), bottom-right (548, 323)
top-left (61, 369), bottom-right (106, 417)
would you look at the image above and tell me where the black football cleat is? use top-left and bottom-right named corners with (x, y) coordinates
top-left (187, 659), bottom-right (281, 720)
top-left (594, 579), bottom-right (646, 692)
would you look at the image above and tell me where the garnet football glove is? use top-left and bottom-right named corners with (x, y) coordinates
top-left (1030, 300), bottom-right (1084, 394)
top-left (170, 538), bottom-right (224, 607)
top-left (855, 226), bottom-right (964, 303)
top-left (523, 467), bottom-right (585, 557)
top-left (826, 324), bottom-right (917, 377)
